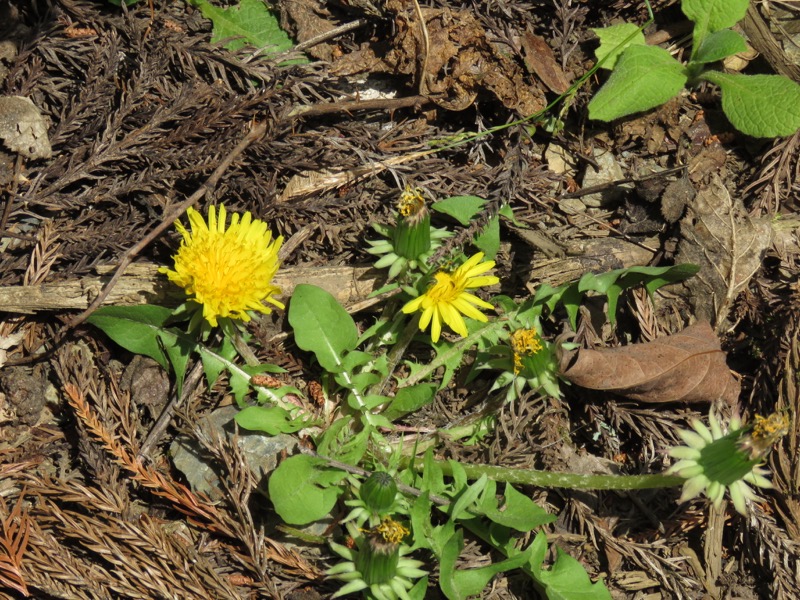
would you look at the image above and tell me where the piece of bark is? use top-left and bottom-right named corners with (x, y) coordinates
top-left (558, 321), bottom-right (740, 404)
top-left (0, 263), bottom-right (383, 314)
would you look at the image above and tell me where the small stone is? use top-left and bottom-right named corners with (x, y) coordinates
top-left (581, 148), bottom-right (626, 207)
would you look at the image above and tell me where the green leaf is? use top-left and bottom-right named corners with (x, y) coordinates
top-left (87, 305), bottom-right (192, 397)
top-left (316, 416), bottom-right (369, 464)
top-left (432, 196), bottom-right (486, 225)
top-left (535, 264), bottom-right (699, 327)
top-left (288, 284), bottom-right (358, 372)
top-left (588, 45), bottom-right (687, 122)
top-left (477, 483), bottom-right (555, 532)
top-left (268, 455), bottom-right (345, 525)
top-left (699, 71), bottom-right (800, 138)
top-left (420, 449), bottom-right (448, 497)
top-left (692, 29), bottom-right (747, 64)
top-left (200, 334), bottom-right (237, 388)
top-left (592, 23), bottom-right (646, 70)
top-left (498, 203), bottom-right (522, 226)
top-left (235, 405), bottom-right (310, 435)
top-left (186, 0), bottom-right (295, 55)
top-left (474, 215), bottom-right (500, 258)
top-left (383, 383), bottom-right (437, 421)
top-left (537, 547), bottom-right (612, 600)
top-left (87, 305), bottom-right (174, 369)
top-left (449, 475), bottom-right (488, 521)
top-left (440, 530), bottom-right (534, 600)
top-left (682, 0), bottom-right (748, 37)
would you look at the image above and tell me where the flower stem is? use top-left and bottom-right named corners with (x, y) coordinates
top-left (429, 459), bottom-right (684, 490)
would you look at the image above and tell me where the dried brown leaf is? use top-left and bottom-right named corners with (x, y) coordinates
top-left (558, 322), bottom-right (740, 404)
top-left (676, 174), bottom-right (773, 327)
top-left (519, 31), bottom-right (572, 94)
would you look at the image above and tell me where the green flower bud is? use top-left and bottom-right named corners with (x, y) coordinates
top-left (360, 472), bottom-right (398, 514)
top-left (356, 535), bottom-right (401, 586)
top-left (393, 212), bottom-right (431, 260)
top-left (393, 186), bottom-right (431, 260)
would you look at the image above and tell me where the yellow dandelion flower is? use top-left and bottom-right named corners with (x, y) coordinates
top-left (401, 252), bottom-right (499, 342)
top-left (160, 205), bottom-right (284, 327)
top-left (510, 328), bottom-right (543, 374)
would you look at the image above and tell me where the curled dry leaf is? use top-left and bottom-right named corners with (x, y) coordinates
top-left (558, 321), bottom-right (739, 404)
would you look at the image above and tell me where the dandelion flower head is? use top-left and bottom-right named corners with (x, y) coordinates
top-left (667, 412), bottom-right (777, 515)
top-left (510, 328), bottom-right (543, 374)
top-left (160, 205), bottom-right (284, 327)
top-left (402, 252), bottom-right (498, 342)
top-left (397, 185), bottom-right (427, 222)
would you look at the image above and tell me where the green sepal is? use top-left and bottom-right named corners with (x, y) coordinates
top-left (393, 213), bottom-right (431, 260)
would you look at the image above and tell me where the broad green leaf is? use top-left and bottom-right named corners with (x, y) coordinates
top-left (682, 0), bottom-right (748, 37)
top-left (700, 71), bottom-right (800, 138)
top-left (561, 283), bottom-right (582, 330)
top-left (592, 23), bottom-right (645, 70)
top-left (384, 383), bottom-right (437, 421)
top-left (186, 0), bottom-right (295, 55)
top-left (535, 265), bottom-right (699, 327)
top-left (692, 29), bottom-right (747, 64)
top-left (641, 263), bottom-right (701, 294)
top-left (526, 532), bottom-right (611, 599)
top-left (235, 405), bottom-right (310, 435)
top-left (87, 305), bottom-right (174, 369)
top-left (268, 455), bottom-right (345, 525)
top-left (288, 284), bottom-right (358, 372)
top-left (432, 195), bottom-right (486, 225)
top-left (340, 350), bottom-right (375, 373)
top-left (588, 45), bottom-right (687, 122)
top-left (87, 305), bottom-right (192, 396)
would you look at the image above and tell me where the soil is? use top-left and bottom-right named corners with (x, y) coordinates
top-left (1, 0), bottom-right (799, 599)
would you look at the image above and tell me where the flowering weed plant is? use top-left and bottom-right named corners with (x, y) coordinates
top-left (85, 192), bottom-right (783, 600)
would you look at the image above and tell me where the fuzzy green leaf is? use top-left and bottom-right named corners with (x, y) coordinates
top-left (700, 71), bottom-right (800, 138)
top-left (588, 45), bottom-right (687, 122)
top-left (682, 0), bottom-right (748, 36)
top-left (692, 29), bottom-right (747, 64)
top-left (186, 0), bottom-right (295, 55)
top-left (288, 284), bottom-right (358, 373)
top-left (592, 23), bottom-right (646, 70)
top-left (268, 455), bottom-right (345, 525)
